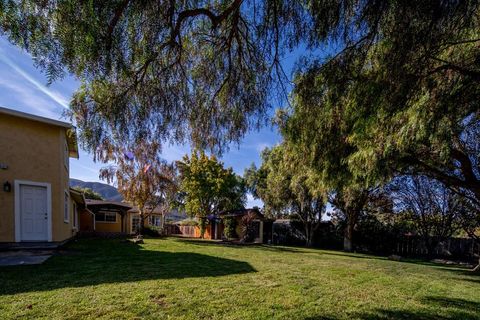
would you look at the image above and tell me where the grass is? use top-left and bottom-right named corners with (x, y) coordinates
top-left (0, 238), bottom-right (479, 320)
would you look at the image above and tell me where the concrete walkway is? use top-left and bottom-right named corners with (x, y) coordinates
top-left (0, 250), bottom-right (53, 266)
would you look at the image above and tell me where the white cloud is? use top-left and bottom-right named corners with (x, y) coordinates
top-left (0, 52), bottom-right (70, 110)
top-left (0, 77), bottom-right (60, 118)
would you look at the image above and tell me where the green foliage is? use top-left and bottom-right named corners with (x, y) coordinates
top-left (144, 225), bottom-right (164, 237)
top-left (223, 217), bottom-right (237, 239)
top-left (245, 143), bottom-right (325, 246)
top-left (281, 3), bottom-right (480, 204)
top-left (71, 187), bottom-right (103, 200)
top-left (178, 219), bottom-right (199, 227)
top-left (177, 150), bottom-right (246, 218)
top-left (0, 0), bottom-right (301, 155)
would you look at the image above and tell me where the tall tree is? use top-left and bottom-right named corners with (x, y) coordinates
top-left (100, 141), bottom-right (177, 234)
top-left (279, 95), bottom-right (375, 251)
top-left (245, 144), bottom-right (325, 247)
top-left (284, 1), bottom-right (480, 205)
top-left (177, 150), bottom-right (246, 221)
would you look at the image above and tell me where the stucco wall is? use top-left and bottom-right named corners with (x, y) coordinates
top-left (79, 209), bottom-right (94, 232)
top-left (95, 213), bottom-right (123, 233)
top-left (0, 113), bottom-right (74, 242)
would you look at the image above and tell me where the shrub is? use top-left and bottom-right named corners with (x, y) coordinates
top-left (144, 225), bottom-right (164, 237)
top-left (223, 217), bottom-right (237, 239)
top-left (179, 219), bottom-right (199, 226)
top-left (240, 212), bottom-right (257, 243)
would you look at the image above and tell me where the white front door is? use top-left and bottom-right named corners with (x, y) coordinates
top-left (20, 185), bottom-right (48, 241)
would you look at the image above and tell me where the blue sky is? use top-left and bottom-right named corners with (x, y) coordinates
top-left (0, 37), bottom-right (302, 207)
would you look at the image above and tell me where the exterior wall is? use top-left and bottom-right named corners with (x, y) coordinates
top-left (126, 213), bottom-right (164, 234)
top-left (79, 209), bottom-right (95, 232)
top-left (0, 113), bottom-right (74, 242)
top-left (94, 213), bottom-right (123, 233)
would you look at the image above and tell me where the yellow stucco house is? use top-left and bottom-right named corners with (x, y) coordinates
top-left (0, 106), bottom-right (83, 245)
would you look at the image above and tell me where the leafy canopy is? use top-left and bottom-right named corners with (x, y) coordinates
top-left (282, 2), bottom-right (480, 204)
top-left (244, 143), bottom-right (325, 245)
top-left (177, 150), bottom-right (246, 218)
top-left (0, 0), bottom-right (312, 155)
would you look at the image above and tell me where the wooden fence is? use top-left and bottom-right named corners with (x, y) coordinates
top-left (164, 224), bottom-right (198, 237)
top-left (392, 236), bottom-right (479, 259)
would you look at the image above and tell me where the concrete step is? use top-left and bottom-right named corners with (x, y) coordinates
top-left (0, 242), bottom-right (61, 251)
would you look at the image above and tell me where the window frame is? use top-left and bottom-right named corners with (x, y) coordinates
top-left (131, 215), bottom-right (141, 233)
top-left (72, 202), bottom-right (78, 229)
top-left (95, 211), bottom-right (118, 223)
top-left (149, 215), bottom-right (162, 227)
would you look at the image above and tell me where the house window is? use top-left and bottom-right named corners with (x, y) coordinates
top-left (64, 191), bottom-right (69, 223)
top-left (132, 215), bottom-right (141, 233)
top-left (73, 203), bottom-right (78, 229)
top-left (149, 215), bottom-right (162, 227)
top-left (64, 140), bottom-right (69, 171)
top-left (95, 211), bottom-right (117, 223)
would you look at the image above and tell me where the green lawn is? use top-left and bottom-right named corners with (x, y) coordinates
top-left (0, 238), bottom-right (478, 320)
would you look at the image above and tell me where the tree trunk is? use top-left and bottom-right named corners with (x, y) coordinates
top-left (344, 220), bottom-right (355, 252)
top-left (137, 208), bottom-right (145, 236)
top-left (305, 224), bottom-right (313, 247)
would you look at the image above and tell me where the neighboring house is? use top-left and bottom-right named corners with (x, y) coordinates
top-left (80, 199), bottom-right (167, 235)
top-left (0, 107), bottom-right (82, 245)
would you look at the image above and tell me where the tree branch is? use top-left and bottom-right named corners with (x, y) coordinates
top-left (106, 0), bottom-right (131, 51)
top-left (171, 0), bottom-right (243, 44)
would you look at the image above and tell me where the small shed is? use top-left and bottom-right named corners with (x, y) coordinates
top-left (218, 208), bottom-right (264, 243)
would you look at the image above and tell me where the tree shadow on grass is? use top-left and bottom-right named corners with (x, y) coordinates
top-left (174, 238), bottom-right (315, 255)
top-left (304, 296), bottom-right (480, 320)
top-left (0, 239), bottom-right (256, 296)
top-left (318, 250), bottom-right (477, 273)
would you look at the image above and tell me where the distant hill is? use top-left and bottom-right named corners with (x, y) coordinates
top-left (70, 178), bottom-right (123, 201)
